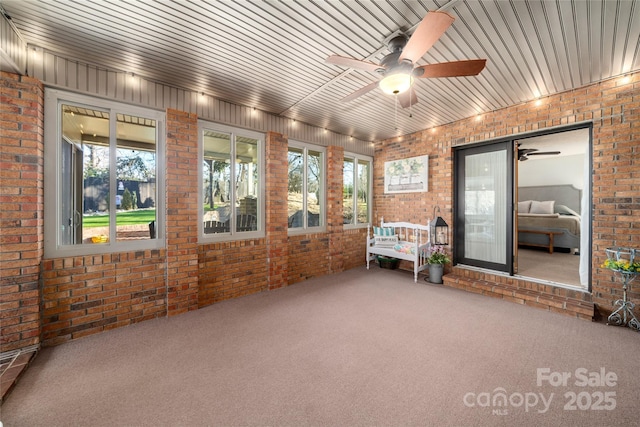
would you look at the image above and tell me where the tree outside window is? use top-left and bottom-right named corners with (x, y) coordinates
top-left (343, 154), bottom-right (371, 225)
top-left (288, 143), bottom-right (324, 230)
top-left (200, 124), bottom-right (263, 238)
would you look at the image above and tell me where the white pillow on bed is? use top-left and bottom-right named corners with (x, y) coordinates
top-left (518, 200), bottom-right (532, 213)
top-left (554, 204), bottom-right (580, 217)
top-left (529, 200), bottom-right (555, 215)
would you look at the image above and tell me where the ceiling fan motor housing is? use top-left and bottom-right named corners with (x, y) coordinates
top-left (379, 54), bottom-right (413, 75)
top-left (387, 34), bottom-right (408, 52)
top-left (379, 35), bottom-right (414, 74)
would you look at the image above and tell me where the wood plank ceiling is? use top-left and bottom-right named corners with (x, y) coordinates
top-left (2, 0), bottom-right (639, 141)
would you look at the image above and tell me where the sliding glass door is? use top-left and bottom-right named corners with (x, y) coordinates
top-left (454, 142), bottom-right (514, 272)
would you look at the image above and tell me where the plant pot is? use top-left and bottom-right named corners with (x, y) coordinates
top-left (428, 263), bottom-right (444, 284)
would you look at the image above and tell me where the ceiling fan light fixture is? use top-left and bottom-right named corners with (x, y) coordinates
top-left (379, 72), bottom-right (413, 95)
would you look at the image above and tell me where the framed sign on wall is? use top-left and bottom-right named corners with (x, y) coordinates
top-left (384, 155), bottom-right (429, 194)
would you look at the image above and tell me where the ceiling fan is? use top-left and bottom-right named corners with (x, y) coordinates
top-left (518, 147), bottom-right (562, 161)
top-left (326, 11), bottom-right (487, 108)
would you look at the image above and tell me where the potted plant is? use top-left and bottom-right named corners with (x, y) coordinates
top-left (426, 246), bottom-right (450, 284)
top-left (601, 251), bottom-right (640, 274)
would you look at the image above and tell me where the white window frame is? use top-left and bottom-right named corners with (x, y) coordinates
top-left (198, 121), bottom-right (265, 242)
top-left (43, 89), bottom-right (165, 258)
top-left (287, 140), bottom-right (326, 234)
top-left (343, 152), bottom-right (373, 229)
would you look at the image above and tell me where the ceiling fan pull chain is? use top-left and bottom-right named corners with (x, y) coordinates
top-left (394, 95), bottom-right (398, 130)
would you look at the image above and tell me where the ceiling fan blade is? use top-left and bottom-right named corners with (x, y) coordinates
top-left (341, 81), bottom-right (379, 103)
top-left (414, 59), bottom-right (487, 78)
top-left (326, 55), bottom-right (382, 73)
top-left (398, 88), bottom-right (418, 109)
top-left (399, 11), bottom-right (455, 63)
top-left (526, 151), bottom-right (561, 156)
top-left (518, 148), bottom-right (539, 155)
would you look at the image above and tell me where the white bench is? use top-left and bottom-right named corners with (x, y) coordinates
top-left (366, 218), bottom-right (431, 282)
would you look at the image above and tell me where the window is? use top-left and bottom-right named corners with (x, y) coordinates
top-left (199, 122), bottom-right (264, 240)
top-left (343, 154), bottom-right (372, 226)
top-left (288, 142), bottom-right (324, 231)
top-left (44, 89), bottom-right (164, 257)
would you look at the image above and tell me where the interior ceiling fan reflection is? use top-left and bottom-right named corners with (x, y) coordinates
top-left (325, 11), bottom-right (487, 108)
top-left (518, 148), bottom-right (561, 161)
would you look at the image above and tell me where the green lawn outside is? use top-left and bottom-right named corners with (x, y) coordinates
top-left (83, 209), bottom-right (156, 228)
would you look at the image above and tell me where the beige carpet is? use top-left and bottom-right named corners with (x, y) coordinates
top-left (517, 248), bottom-right (581, 287)
top-left (1, 266), bottom-right (639, 426)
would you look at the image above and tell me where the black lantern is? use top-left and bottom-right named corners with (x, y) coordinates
top-left (431, 206), bottom-right (449, 246)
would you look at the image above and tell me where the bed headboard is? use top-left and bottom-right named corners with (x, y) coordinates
top-left (518, 184), bottom-right (582, 215)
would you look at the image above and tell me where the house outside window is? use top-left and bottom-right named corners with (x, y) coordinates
top-left (343, 154), bottom-right (372, 226)
top-left (44, 89), bottom-right (165, 258)
top-left (288, 142), bottom-right (325, 231)
top-left (199, 122), bottom-right (264, 241)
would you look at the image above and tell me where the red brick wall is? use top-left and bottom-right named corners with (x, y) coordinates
top-left (165, 109), bottom-right (199, 315)
top-left (373, 131), bottom-right (452, 265)
top-left (288, 233), bottom-right (330, 285)
top-left (374, 72), bottom-right (639, 317)
top-left (374, 132), bottom-right (446, 225)
top-left (0, 73), bottom-right (44, 352)
top-left (265, 132), bottom-right (289, 290)
top-left (326, 145), bottom-right (345, 274)
top-left (198, 239), bottom-right (267, 305)
top-left (342, 228), bottom-right (368, 270)
top-left (41, 250), bottom-right (166, 346)
top-left (591, 77), bottom-right (639, 314)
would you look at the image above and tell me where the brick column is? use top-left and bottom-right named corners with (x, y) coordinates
top-left (0, 72), bottom-right (44, 352)
top-left (165, 109), bottom-right (199, 315)
top-left (265, 132), bottom-right (288, 290)
top-left (326, 145), bottom-right (344, 274)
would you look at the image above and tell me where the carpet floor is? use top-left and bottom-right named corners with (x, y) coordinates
top-left (517, 248), bottom-right (581, 287)
top-left (1, 266), bottom-right (639, 426)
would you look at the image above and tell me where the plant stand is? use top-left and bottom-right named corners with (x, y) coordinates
top-left (605, 248), bottom-right (640, 332)
top-left (607, 271), bottom-right (639, 331)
